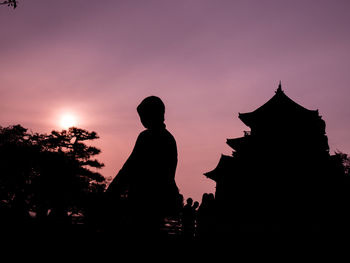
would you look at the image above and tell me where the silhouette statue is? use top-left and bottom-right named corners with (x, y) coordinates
top-left (107, 96), bottom-right (181, 236)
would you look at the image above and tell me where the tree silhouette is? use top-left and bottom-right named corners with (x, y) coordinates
top-left (335, 151), bottom-right (350, 176)
top-left (0, 0), bottom-right (17, 9)
top-left (0, 125), bottom-right (106, 229)
top-left (33, 127), bottom-right (106, 224)
top-left (0, 125), bottom-right (37, 224)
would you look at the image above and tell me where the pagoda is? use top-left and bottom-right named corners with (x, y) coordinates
top-left (205, 83), bottom-right (336, 230)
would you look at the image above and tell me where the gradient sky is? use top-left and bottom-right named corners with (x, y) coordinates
top-left (1, 0), bottom-right (350, 202)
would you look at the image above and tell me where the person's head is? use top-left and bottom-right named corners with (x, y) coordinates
top-left (193, 201), bottom-right (199, 209)
top-left (137, 96), bottom-right (165, 129)
top-left (186, 198), bottom-right (193, 206)
top-left (201, 193), bottom-right (209, 203)
top-left (208, 193), bottom-right (215, 201)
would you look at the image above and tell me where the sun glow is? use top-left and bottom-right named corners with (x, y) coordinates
top-left (60, 113), bottom-right (77, 129)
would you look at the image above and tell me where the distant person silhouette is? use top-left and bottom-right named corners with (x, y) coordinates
top-left (197, 193), bottom-right (216, 239)
top-left (182, 198), bottom-right (196, 239)
top-left (193, 201), bottom-right (199, 212)
top-left (182, 198), bottom-right (199, 239)
top-left (193, 200), bottom-right (199, 218)
top-left (107, 96), bottom-right (181, 237)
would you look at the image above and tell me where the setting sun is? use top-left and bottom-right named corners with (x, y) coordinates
top-left (60, 114), bottom-right (77, 129)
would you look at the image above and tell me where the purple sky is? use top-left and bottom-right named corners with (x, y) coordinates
top-left (1, 0), bottom-right (350, 202)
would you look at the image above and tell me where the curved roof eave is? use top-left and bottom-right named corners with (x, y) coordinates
top-left (238, 87), bottom-right (318, 127)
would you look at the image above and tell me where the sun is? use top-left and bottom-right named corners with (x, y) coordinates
top-left (60, 114), bottom-right (77, 129)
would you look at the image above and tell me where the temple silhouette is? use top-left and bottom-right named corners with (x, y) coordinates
top-left (205, 83), bottom-right (348, 233)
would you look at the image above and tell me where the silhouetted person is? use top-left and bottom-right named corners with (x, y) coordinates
top-left (107, 96), bottom-right (181, 238)
top-left (181, 198), bottom-right (197, 239)
top-left (192, 200), bottom-right (199, 214)
top-left (197, 193), bottom-right (217, 239)
top-left (192, 201), bottom-right (199, 237)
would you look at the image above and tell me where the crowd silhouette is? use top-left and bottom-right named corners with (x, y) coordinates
top-left (1, 91), bottom-right (350, 241)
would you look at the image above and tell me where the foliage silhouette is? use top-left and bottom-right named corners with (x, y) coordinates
top-left (335, 150), bottom-right (350, 176)
top-left (0, 125), bottom-right (105, 233)
top-left (0, 0), bottom-right (17, 9)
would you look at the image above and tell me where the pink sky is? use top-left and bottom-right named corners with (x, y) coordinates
top-left (1, 0), bottom-right (350, 202)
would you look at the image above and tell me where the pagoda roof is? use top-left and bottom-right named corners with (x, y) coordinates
top-left (239, 83), bottom-right (319, 127)
top-left (204, 154), bottom-right (234, 182)
top-left (226, 137), bottom-right (246, 151)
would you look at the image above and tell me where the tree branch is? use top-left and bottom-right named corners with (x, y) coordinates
top-left (0, 0), bottom-right (17, 9)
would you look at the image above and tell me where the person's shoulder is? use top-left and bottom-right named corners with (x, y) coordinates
top-left (164, 129), bottom-right (177, 143)
top-left (139, 129), bottom-right (150, 136)
top-left (164, 128), bottom-right (175, 139)
top-left (136, 129), bottom-right (151, 142)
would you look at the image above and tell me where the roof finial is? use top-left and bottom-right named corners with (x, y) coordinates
top-left (276, 80), bottom-right (283, 93)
